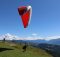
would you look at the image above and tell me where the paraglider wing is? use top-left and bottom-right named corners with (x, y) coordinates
top-left (18, 6), bottom-right (32, 28)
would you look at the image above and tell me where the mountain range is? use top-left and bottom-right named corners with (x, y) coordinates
top-left (0, 33), bottom-right (60, 45)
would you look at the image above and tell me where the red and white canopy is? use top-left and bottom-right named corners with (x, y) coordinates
top-left (18, 6), bottom-right (32, 28)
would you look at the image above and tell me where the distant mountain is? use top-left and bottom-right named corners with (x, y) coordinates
top-left (48, 38), bottom-right (60, 45)
top-left (23, 39), bottom-right (60, 45)
top-left (24, 39), bottom-right (60, 45)
top-left (0, 33), bottom-right (60, 45)
top-left (24, 39), bottom-right (47, 43)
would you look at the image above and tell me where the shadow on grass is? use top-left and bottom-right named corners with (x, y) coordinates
top-left (0, 48), bottom-right (13, 52)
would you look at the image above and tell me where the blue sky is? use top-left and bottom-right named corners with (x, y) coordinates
top-left (0, 0), bottom-right (60, 38)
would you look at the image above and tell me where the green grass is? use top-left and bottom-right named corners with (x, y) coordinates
top-left (0, 42), bottom-right (53, 57)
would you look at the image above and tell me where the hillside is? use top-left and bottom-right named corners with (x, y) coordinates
top-left (0, 41), bottom-right (52, 57)
top-left (37, 43), bottom-right (60, 57)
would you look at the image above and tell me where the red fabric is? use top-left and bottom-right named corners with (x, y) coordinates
top-left (21, 10), bottom-right (30, 28)
top-left (18, 6), bottom-right (27, 15)
top-left (18, 6), bottom-right (30, 28)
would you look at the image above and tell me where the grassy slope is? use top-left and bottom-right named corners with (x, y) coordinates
top-left (0, 42), bottom-right (53, 57)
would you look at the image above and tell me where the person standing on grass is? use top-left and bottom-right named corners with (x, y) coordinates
top-left (22, 43), bottom-right (28, 52)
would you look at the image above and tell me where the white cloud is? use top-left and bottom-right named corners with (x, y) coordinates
top-left (45, 36), bottom-right (60, 40)
top-left (25, 36), bottom-right (43, 40)
top-left (0, 33), bottom-right (60, 41)
top-left (32, 33), bottom-right (37, 36)
top-left (0, 33), bottom-right (44, 40)
top-left (14, 35), bottom-right (60, 40)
